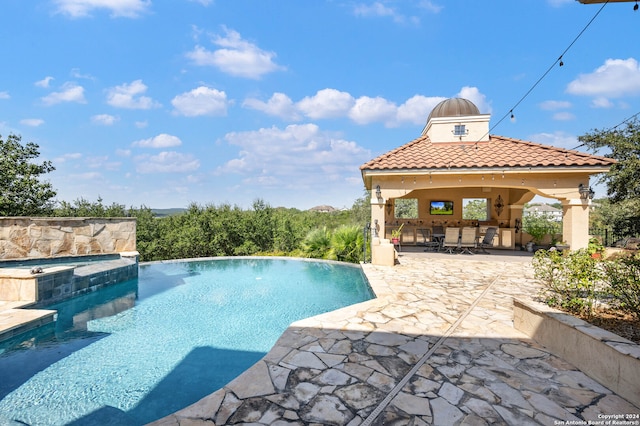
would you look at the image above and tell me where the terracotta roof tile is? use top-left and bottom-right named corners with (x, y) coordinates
top-left (360, 134), bottom-right (615, 171)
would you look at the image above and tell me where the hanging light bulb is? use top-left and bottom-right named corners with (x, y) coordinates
top-left (559, 55), bottom-right (564, 67)
top-left (635, 1), bottom-right (638, 11)
top-left (510, 110), bottom-right (515, 122)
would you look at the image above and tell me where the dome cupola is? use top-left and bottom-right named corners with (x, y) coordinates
top-left (427, 98), bottom-right (480, 123)
top-left (422, 97), bottom-right (490, 142)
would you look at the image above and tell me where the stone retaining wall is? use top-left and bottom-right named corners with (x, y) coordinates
top-left (0, 217), bottom-right (136, 260)
top-left (514, 298), bottom-right (640, 407)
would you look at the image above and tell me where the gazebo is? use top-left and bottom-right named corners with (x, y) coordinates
top-left (360, 98), bottom-right (615, 265)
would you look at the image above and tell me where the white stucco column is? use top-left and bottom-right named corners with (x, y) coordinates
top-left (562, 199), bottom-right (591, 250)
top-left (370, 187), bottom-right (386, 238)
top-left (370, 190), bottom-right (393, 265)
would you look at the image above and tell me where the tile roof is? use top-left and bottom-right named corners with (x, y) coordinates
top-left (360, 134), bottom-right (616, 171)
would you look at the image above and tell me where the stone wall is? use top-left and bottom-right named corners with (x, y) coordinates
top-left (0, 217), bottom-right (136, 260)
top-left (514, 298), bottom-right (640, 408)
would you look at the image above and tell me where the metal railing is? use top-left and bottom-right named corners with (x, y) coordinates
top-left (590, 227), bottom-right (640, 247)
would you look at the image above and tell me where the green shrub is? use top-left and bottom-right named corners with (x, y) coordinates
top-left (604, 255), bottom-right (640, 319)
top-left (302, 227), bottom-right (332, 259)
top-left (329, 225), bottom-right (363, 263)
top-left (533, 249), bottom-right (605, 317)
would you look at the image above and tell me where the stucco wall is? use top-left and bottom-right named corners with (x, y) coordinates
top-left (0, 217), bottom-right (136, 260)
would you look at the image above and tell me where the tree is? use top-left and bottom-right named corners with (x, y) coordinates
top-left (578, 118), bottom-right (640, 203)
top-left (462, 199), bottom-right (487, 220)
top-left (0, 134), bottom-right (57, 216)
top-left (54, 197), bottom-right (127, 217)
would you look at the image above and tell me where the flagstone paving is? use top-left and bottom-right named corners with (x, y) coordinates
top-left (151, 252), bottom-right (639, 425)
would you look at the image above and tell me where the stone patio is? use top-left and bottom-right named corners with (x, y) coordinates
top-left (151, 251), bottom-right (639, 425)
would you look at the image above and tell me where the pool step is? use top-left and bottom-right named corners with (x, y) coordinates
top-left (0, 302), bottom-right (56, 343)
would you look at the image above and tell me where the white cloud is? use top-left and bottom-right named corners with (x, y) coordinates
top-left (243, 92), bottom-right (300, 120)
top-left (456, 86), bottom-right (492, 114)
top-left (116, 148), bottom-right (131, 157)
top-left (552, 111), bottom-right (575, 121)
top-left (54, 0), bottom-right (151, 18)
top-left (132, 133), bottom-right (182, 148)
top-left (35, 76), bottom-right (54, 88)
top-left (566, 58), bottom-right (640, 98)
top-left (396, 95), bottom-right (446, 125)
top-left (171, 86), bottom-right (229, 116)
top-left (418, 1), bottom-right (443, 13)
top-left (135, 151), bottom-right (200, 173)
top-left (20, 118), bottom-right (45, 127)
top-left (539, 100), bottom-right (572, 110)
top-left (71, 68), bottom-right (95, 80)
top-left (91, 114), bottom-right (119, 125)
top-left (135, 120), bottom-right (148, 128)
top-left (217, 123), bottom-right (371, 188)
top-left (186, 28), bottom-right (284, 79)
top-left (591, 97), bottom-right (614, 108)
top-left (353, 2), bottom-right (419, 24)
top-left (244, 86), bottom-right (491, 128)
top-left (0, 91), bottom-right (9, 99)
top-left (54, 152), bottom-right (83, 163)
top-left (106, 80), bottom-right (160, 109)
top-left (69, 171), bottom-right (103, 180)
top-left (41, 82), bottom-right (86, 105)
top-left (349, 96), bottom-right (397, 125)
top-left (529, 131), bottom-right (579, 150)
top-left (297, 89), bottom-right (355, 119)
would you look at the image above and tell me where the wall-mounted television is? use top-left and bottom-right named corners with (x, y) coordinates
top-left (430, 200), bottom-right (454, 215)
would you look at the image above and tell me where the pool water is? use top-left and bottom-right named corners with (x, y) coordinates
top-left (0, 258), bottom-right (373, 425)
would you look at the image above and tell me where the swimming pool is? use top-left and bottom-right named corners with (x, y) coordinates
top-left (0, 257), bottom-right (374, 425)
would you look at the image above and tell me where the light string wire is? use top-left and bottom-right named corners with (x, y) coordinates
top-left (571, 110), bottom-right (640, 150)
top-left (476, 0), bottom-right (611, 144)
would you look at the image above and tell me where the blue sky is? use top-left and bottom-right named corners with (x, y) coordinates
top-left (1, 0), bottom-right (639, 210)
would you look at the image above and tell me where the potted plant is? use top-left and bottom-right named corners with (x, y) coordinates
top-left (524, 217), bottom-right (548, 251)
top-left (391, 223), bottom-right (404, 245)
top-left (587, 237), bottom-right (604, 259)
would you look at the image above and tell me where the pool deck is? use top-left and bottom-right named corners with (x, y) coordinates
top-left (151, 250), bottom-right (639, 425)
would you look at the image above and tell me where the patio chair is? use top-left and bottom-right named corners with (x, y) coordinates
top-left (459, 227), bottom-right (477, 254)
top-left (478, 227), bottom-right (498, 254)
top-left (432, 225), bottom-right (445, 250)
top-left (442, 227), bottom-right (460, 254)
top-left (419, 228), bottom-right (440, 252)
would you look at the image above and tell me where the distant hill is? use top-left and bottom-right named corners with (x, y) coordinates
top-left (151, 208), bottom-right (186, 217)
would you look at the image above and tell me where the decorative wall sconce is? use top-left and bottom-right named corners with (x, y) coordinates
top-left (578, 183), bottom-right (595, 200)
top-left (494, 195), bottom-right (505, 216)
top-left (375, 185), bottom-right (382, 199)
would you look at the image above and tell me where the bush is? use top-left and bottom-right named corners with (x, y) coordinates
top-left (302, 227), bottom-right (332, 259)
top-left (329, 225), bottom-right (363, 263)
top-left (604, 255), bottom-right (640, 319)
top-left (533, 249), bottom-right (606, 317)
top-left (534, 248), bottom-right (640, 320)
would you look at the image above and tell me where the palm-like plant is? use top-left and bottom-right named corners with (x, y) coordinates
top-left (330, 225), bottom-right (363, 263)
top-left (302, 227), bottom-right (332, 259)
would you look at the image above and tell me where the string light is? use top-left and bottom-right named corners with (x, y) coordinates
top-left (634, 1), bottom-right (638, 11)
top-left (475, 0), bottom-right (609, 142)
